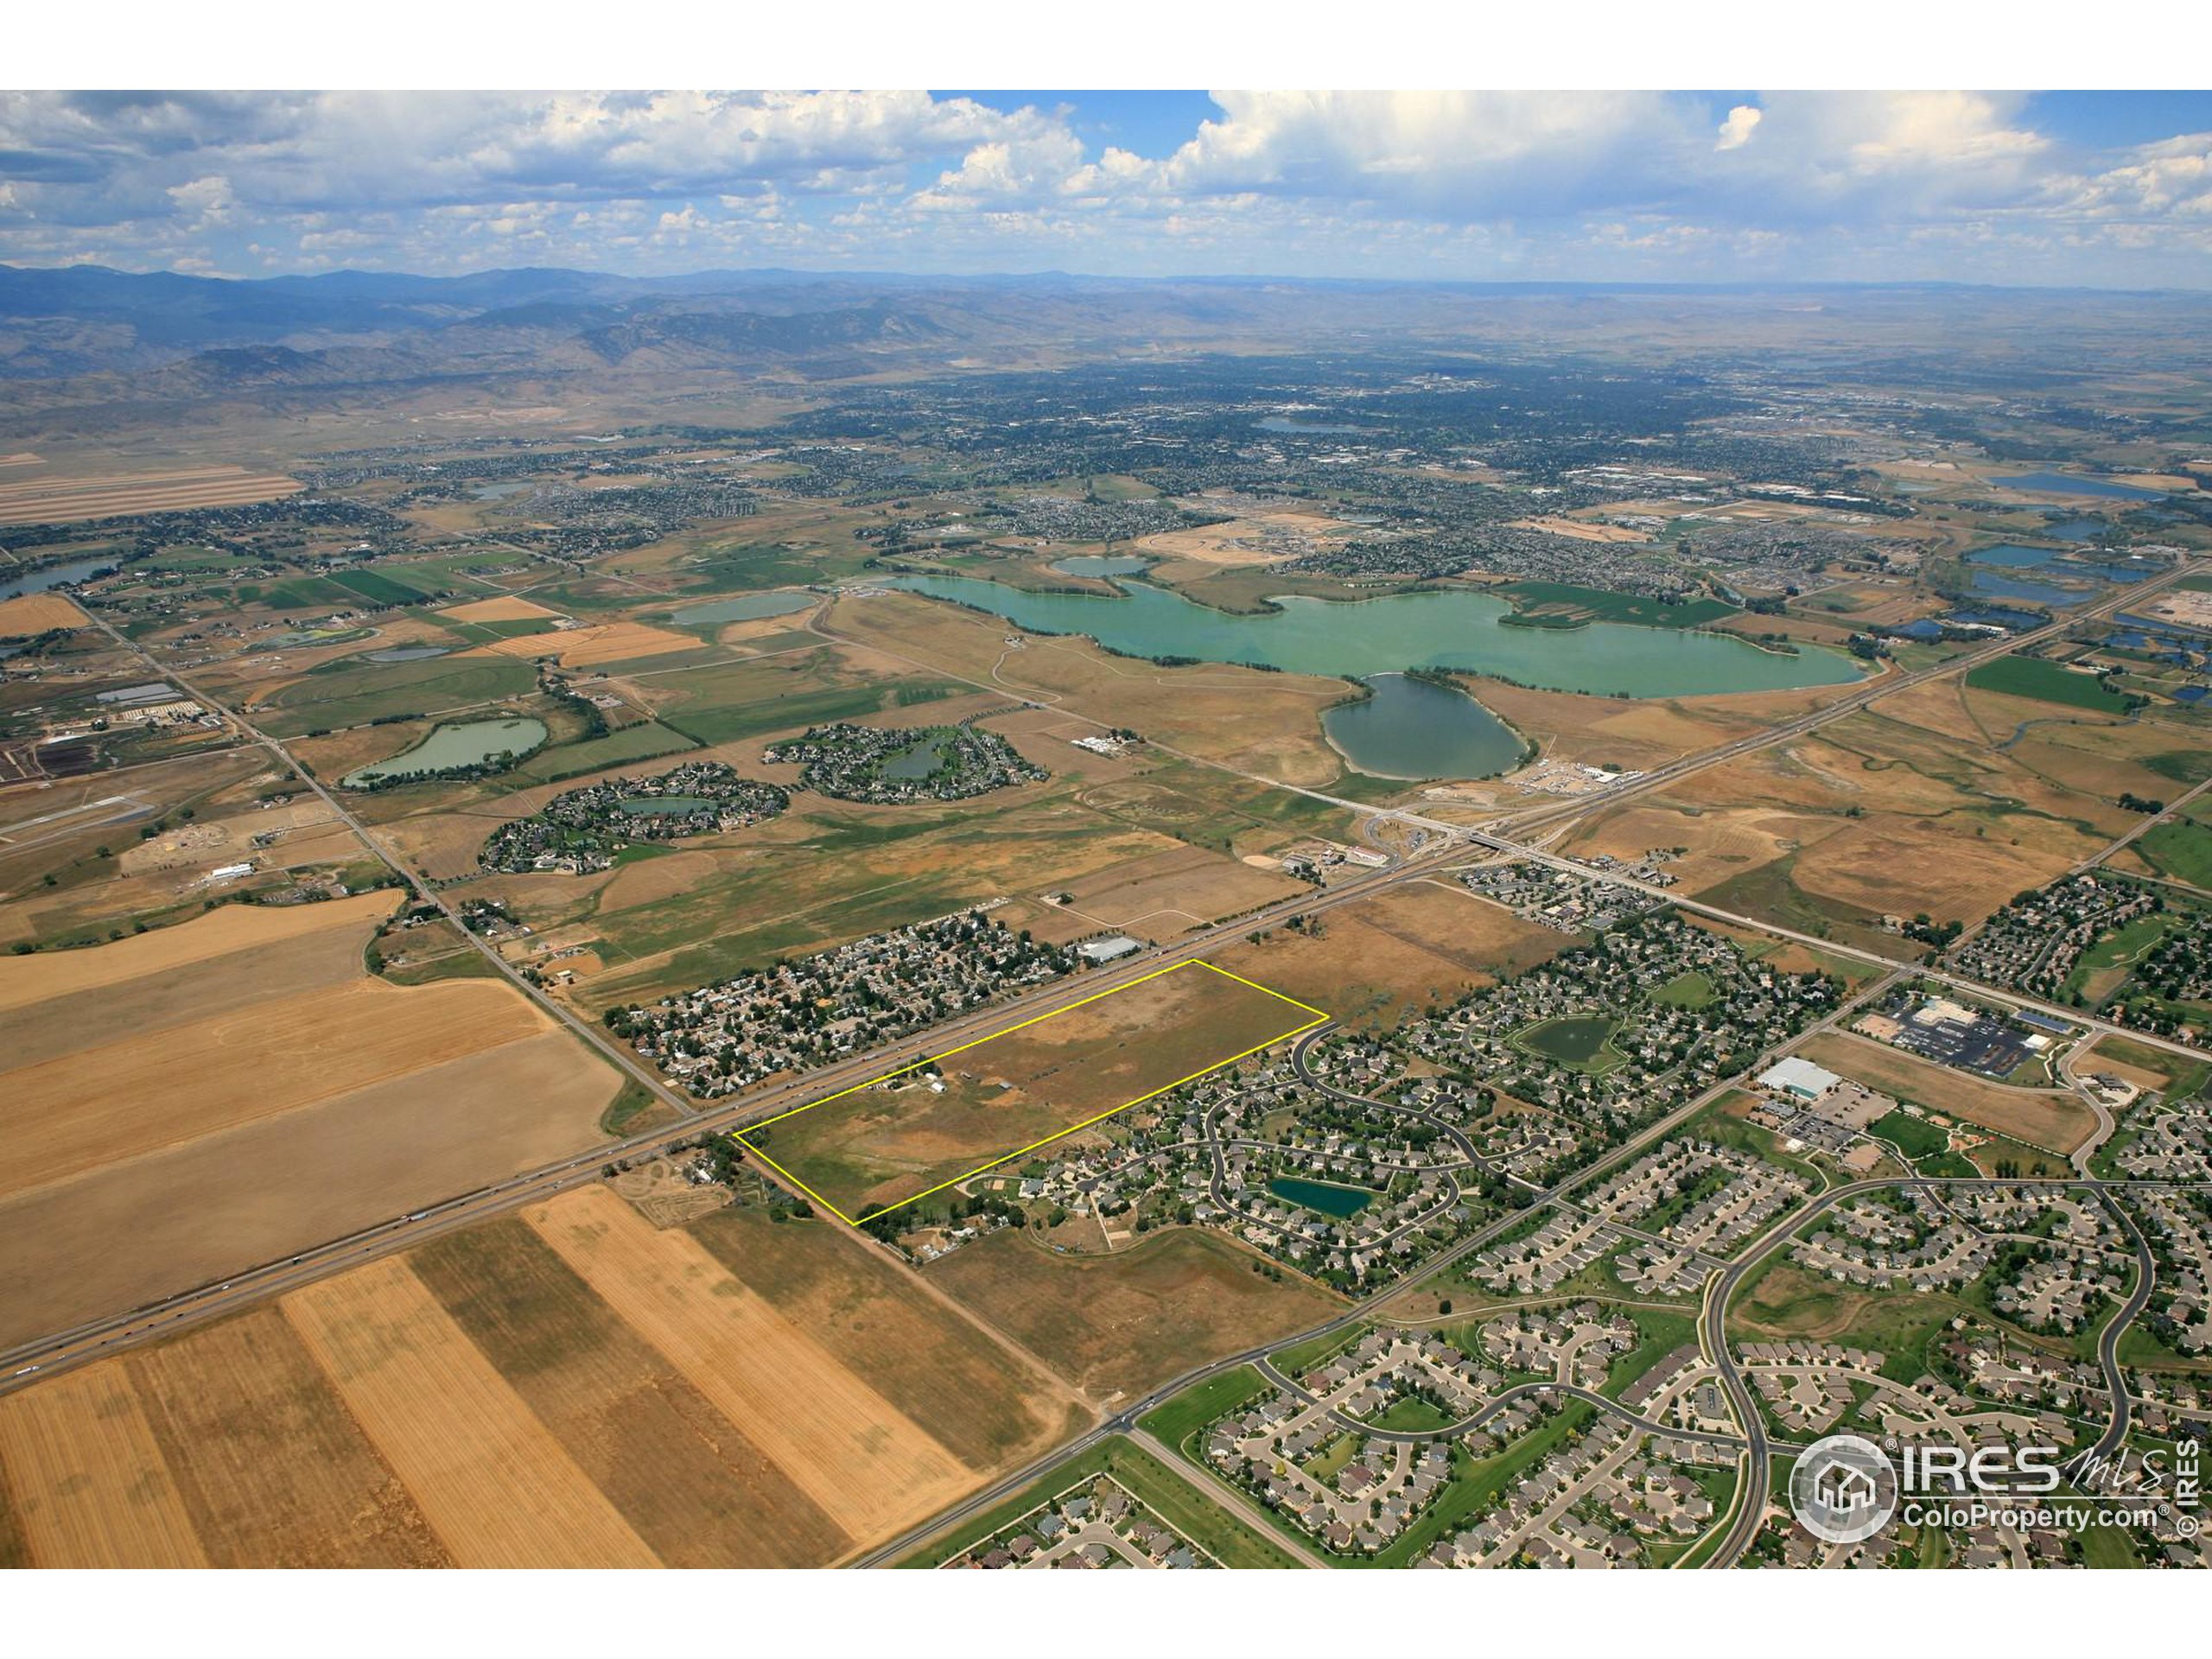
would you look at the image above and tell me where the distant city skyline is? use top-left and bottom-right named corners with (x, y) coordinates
top-left (3, 90), bottom-right (2210, 287)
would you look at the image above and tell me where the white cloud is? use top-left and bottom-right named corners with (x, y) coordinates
top-left (1, 89), bottom-right (2209, 285)
top-left (1716, 105), bottom-right (1761, 151)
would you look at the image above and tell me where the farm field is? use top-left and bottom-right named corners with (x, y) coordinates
top-left (1795, 1031), bottom-right (2098, 1154)
top-left (0, 893), bottom-right (625, 1349)
top-left (925, 1227), bottom-right (1344, 1401)
top-left (741, 959), bottom-right (1325, 1220)
top-left (0, 464), bottom-right (301, 525)
top-left (0, 592), bottom-right (90, 636)
top-left (0, 1185), bottom-right (1080, 1567)
top-left (1964, 655), bottom-right (2138, 713)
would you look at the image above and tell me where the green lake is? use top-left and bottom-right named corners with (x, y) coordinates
top-left (671, 591), bottom-right (816, 625)
top-left (616, 794), bottom-right (715, 816)
top-left (887, 575), bottom-right (1862, 695)
top-left (880, 735), bottom-right (950, 780)
top-left (887, 575), bottom-right (1863, 781)
top-left (342, 716), bottom-right (547, 785)
top-left (1268, 1175), bottom-right (1377, 1217)
top-left (1322, 672), bottom-right (1522, 780)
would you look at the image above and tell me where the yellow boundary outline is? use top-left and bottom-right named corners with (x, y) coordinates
top-left (735, 958), bottom-right (1329, 1226)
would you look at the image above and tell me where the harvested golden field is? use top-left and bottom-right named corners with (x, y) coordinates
top-left (0, 465), bottom-right (300, 526)
top-left (123, 1306), bottom-right (448, 1567)
top-left (1211, 875), bottom-right (1567, 1028)
top-left (1796, 1032), bottom-right (2097, 1154)
top-left (0, 1363), bottom-right (210, 1567)
top-left (743, 959), bottom-right (1322, 1218)
top-left (5, 921), bottom-right (378, 1071)
top-left (410, 1219), bottom-right (847, 1567)
top-left (525, 1188), bottom-right (969, 1542)
top-left (476, 619), bottom-right (699, 666)
top-left (285, 1257), bottom-right (661, 1567)
top-left (0, 1027), bottom-right (622, 1351)
top-left (0, 887), bottom-right (395, 1010)
top-left (685, 1204), bottom-right (1080, 1471)
top-left (0, 887), bottom-right (622, 1349)
top-left (436, 594), bottom-right (560, 624)
top-left (927, 1227), bottom-right (1342, 1401)
top-left (0, 591), bottom-right (89, 636)
top-left (1, 976), bottom-right (545, 1200)
top-left (1048, 842), bottom-right (1303, 939)
top-left (0, 1179), bottom-right (1081, 1566)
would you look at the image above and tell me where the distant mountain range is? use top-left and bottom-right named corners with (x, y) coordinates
top-left (5, 263), bottom-right (2211, 430)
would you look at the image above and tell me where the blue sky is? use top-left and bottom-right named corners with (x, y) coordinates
top-left (2, 90), bottom-right (2209, 286)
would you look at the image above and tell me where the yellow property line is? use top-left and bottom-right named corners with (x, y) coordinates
top-left (735, 958), bottom-right (1329, 1227)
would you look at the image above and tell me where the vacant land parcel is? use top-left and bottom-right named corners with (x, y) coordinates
top-left (742, 960), bottom-right (1325, 1221)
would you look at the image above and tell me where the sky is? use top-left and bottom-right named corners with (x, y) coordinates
top-left (2, 90), bottom-right (2209, 288)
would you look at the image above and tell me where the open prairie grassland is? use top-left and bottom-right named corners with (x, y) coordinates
top-left (0, 894), bottom-right (625, 1349)
top-left (741, 959), bottom-right (1325, 1219)
top-left (926, 1227), bottom-right (1344, 1400)
top-left (0, 1187), bottom-right (1078, 1567)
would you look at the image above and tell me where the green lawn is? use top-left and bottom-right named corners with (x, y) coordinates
top-left (1651, 970), bottom-right (1717, 1009)
top-left (1599, 1307), bottom-right (1700, 1401)
top-left (2133, 812), bottom-right (2212, 891)
top-left (1137, 1364), bottom-right (1274, 1453)
top-left (897, 1437), bottom-right (1306, 1569)
top-left (1370, 1395), bottom-right (1455, 1433)
top-left (1868, 1108), bottom-right (1950, 1160)
top-left (1964, 655), bottom-right (2135, 713)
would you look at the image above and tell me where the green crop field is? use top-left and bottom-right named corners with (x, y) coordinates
top-left (516, 721), bottom-right (700, 783)
top-left (256, 656), bottom-right (539, 735)
top-left (1500, 581), bottom-right (1736, 630)
top-left (1965, 655), bottom-right (2134, 712)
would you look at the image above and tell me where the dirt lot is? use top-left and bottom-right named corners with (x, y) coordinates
top-left (0, 592), bottom-right (90, 635)
top-left (0, 465), bottom-right (301, 526)
top-left (928, 1227), bottom-right (1342, 1402)
top-left (744, 959), bottom-right (1321, 1218)
top-left (1796, 1031), bottom-right (2098, 1154)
